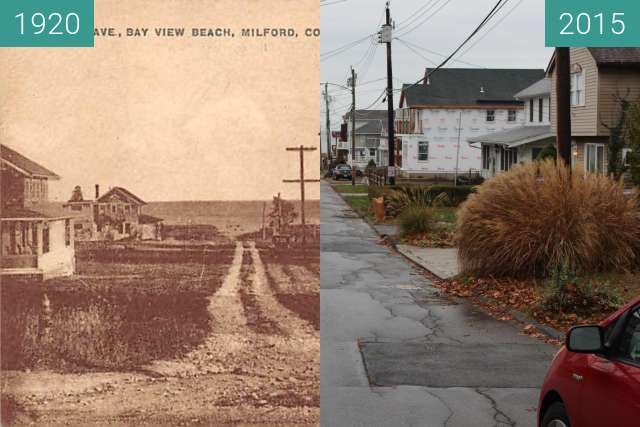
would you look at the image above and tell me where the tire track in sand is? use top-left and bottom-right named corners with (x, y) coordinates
top-left (247, 241), bottom-right (318, 339)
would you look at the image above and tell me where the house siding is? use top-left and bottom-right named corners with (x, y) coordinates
top-left (550, 48), bottom-right (599, 136)
top-left (598, 68), bottom-right (640, 135)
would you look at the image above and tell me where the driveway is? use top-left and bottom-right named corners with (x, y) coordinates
top-left (320, 181), bottom-right (556, 427)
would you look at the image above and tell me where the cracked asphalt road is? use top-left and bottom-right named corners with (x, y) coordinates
top-left (320, 181), bottom-right (556, 427)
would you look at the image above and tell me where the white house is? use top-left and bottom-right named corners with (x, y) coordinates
top-left (341, 110), bottom-right (389, 169)
top-left (395, 68), bottom-right (545, 177)
top-left (468, 78), bottom-right (556, 178)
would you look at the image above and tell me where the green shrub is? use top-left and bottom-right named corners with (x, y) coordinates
top-left (398, 204), bottom-right (433, 237)
top-left (457, 159), bottom-right (640, 278)
top-left (385, 184), bottom-right (474, 217)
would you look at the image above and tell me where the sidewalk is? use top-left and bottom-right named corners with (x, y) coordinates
top-left (395, 245), bottom-right (460, 279)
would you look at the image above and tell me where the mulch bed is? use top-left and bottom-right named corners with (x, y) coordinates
top-left (433, 275), bottom-right (639, 340)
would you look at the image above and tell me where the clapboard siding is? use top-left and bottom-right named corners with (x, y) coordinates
top-left (598, 69), bottom-right (640, 135)
top-left (549, 48), bottom-right (599, 136)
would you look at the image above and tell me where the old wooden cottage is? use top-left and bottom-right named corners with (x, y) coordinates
top-left (1, 144), bottom-right (75, 279)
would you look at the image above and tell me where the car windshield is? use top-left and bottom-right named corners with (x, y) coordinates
top-left (338, 166), bottom-right (350, 170)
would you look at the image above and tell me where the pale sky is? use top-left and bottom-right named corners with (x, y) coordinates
top-left (320, 0), bottom-right (554, 150)
top-left (0, 0), bottom-right (319, 202)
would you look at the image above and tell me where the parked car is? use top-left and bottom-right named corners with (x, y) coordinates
top-left (333, 164), bottom-right (352, 180)
top-left (538, 296), bottom-right (640, 427)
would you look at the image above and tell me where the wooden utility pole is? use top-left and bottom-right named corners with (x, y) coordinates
top-left (350, 67), bottom-right (357, 186)
top-left (556, 47), bottom-right (572, 167)
top-left (284, 146), bottom-right (320, 242)
top-left (261, 201), bottom-right (267, 240)
top-left (324, 83), bottom-right (332, 165)
top-left (383, 2), bottom-right (396, 185)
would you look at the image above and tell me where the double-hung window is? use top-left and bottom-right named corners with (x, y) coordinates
top-left (418, 141), bottom-right (429, 161)
top-left (570, 66), bottom-right (585, 106)
top-left (585, 143), bottom-right (605, 173)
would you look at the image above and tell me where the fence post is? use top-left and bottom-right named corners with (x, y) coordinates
top-left (38, 293), bottom-right (52, 343)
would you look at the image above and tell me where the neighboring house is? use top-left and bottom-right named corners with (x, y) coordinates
top-left (1, 144), bottom-right (75, 279)
top-left (342, 110), bottom-right (389, 169)
top-left (547, 48), bottom-right (640, 174)
top-left (469, 78), bottom-right (556, 178)
top-left (63, 185), bottom-right (163, 241)
top-left (396, 68), bottom-right (545, 176)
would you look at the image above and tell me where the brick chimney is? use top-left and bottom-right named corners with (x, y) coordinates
top-left (95, 184), bottom-right (100, 200)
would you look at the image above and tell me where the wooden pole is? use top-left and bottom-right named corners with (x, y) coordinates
top-left (284, 146), bottom-right (320, 244)
top-left (556, 47), bottom-right (572, 167)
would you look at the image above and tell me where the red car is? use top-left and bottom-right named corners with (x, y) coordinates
top-left (538, 296), bottom-right (640, 427)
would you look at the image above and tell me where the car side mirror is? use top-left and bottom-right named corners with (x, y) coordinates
top-left (566, 325), bottom-right (604, 353)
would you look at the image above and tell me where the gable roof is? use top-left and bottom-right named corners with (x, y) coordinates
top-left (344, 110), bottom-right (388, 121)
top-left (588, 48), bottom-right (640, 67)
top-left (400, 68), bottom-right (545, 108)
top-left (547, 48), bottom-right (640, 75)
top-left (97, 187), bottom-right (146, 205)
top-left (0, 144), bottom-right (60, 179)
top-left (355, 120), bottom-right (383, 135)
top-left (514, 78), bottom-right (550, 99)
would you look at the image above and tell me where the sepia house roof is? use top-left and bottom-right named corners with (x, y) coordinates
top-left (0, 144), bottom-right (60, 179)
top-left (97, 187), bottom-right (147, 205)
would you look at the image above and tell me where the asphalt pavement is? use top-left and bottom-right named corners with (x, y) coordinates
top-left (320, 180), bottom-right (557, 427)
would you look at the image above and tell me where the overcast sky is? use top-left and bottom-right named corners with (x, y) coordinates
top-left (320, 0), bottom-right (553, 150)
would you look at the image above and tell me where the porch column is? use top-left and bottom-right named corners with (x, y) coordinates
top-left (35, 222), bottom-right (43, 257)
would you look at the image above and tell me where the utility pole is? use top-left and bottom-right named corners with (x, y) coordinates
top-left (283, 145), bottom-right (320, 243)
top-left (349, 67), bottom-right (357, 186)
top-left (324, 83), bottom-right (332, 166)
top-left (381, 1), bottom-right (396, 185)
top-left (556, 47), bottom-right (572, 167)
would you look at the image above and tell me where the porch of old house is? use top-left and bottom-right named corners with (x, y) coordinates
top-left (1, 216), bottom-right (75, 278)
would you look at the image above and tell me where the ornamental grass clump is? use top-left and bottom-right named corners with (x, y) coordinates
top-left (398, 203), bottom-right (433, 237)
top-left (456, 159), bottom-right (640, 278)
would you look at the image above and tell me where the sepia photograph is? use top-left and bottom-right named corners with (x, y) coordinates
top-left (1, 0), bottom-right (320, 425)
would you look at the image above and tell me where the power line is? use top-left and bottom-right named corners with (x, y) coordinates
top-left (401, 0), bottom-right (511, 94)
top-left (395, 38), bottom-right (485, 68)
top-left (395, 0), bottom-right (455, 38)
top-left (457, 0), bottom-right (525, 59)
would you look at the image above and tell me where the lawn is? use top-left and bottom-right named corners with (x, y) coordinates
top-left (332, 184), bottom-right (369, 194)
top-left (343, 195), bottom-right (371, 218)
top-left (431, 207), bottom-right (457, 225)
top-left (1, 244), bottom-right (234, 373)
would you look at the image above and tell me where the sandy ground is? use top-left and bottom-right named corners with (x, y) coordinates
top-left (1, 240), bottom-right (319, 426)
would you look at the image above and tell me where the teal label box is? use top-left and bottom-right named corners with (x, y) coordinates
top-left (546, 0), bottom-right (639, 47)
top-left (0, 0), bottom-right (94, 47)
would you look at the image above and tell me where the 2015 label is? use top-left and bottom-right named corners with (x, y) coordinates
top-left (559, 12), bottom-right (625, 36)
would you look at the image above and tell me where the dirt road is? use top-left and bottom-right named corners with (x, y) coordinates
top-left (2, 240), bottom-right (319, 426)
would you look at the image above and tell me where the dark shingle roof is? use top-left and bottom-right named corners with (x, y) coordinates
top-left (355, 120), bottom-right (383, 135)
top-left (97, 187), bottom-right (146, 205)
top-left (344, 110), bottom-right (388, 121)
top-left (402, 68), bottom-right (545, 107)
top-left (1, 144), bottom-right (60, 179)
top-left (588, 48), bottom-right (640, 67)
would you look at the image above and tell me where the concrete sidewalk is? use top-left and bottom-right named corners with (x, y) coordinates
top-left (396, 245), bottom-right (460, 279)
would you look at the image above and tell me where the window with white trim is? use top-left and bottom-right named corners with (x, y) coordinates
top-left (508, 110), bottom-right (517, 122)
top-left (585, 143), bottom-right (605, 173)
top-left (486, 110), bottom-right (495, 122)
top-left (570, 65), bottom-right (585, 107)
top-left (418, 141), bottom-right (429, 161)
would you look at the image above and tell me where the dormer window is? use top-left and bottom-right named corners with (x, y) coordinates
top-left (570, 64), bottom-right (585, 106)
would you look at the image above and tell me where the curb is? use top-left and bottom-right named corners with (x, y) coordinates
top-left (328, 182), bottom-right (565, 342)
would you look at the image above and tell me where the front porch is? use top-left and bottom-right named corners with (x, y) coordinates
top-left (1, 215), bottom-right (75, 279)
